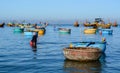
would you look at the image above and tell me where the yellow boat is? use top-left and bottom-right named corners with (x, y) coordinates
top-left (33, 28), bottom-right (46, 35)
top-left (38, 30), bottom-right (45, 35)
top-left (101, 24), bottom-right (111, 29)
top-left (84, 28), bottom-right (96, 34)
top-left (84, 23), bottom-right (97, 27)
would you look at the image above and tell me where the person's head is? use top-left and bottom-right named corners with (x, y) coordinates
top-left (102, 37), bottom-right (106, 42)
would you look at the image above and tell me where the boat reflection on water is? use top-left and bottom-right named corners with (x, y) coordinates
top-left (64, 53), bottom-right (106, 73)
top-left (64, 60), bottom-right (101, 73)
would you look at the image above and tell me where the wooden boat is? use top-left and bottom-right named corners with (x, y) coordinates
top-left (25, 27), bottom-right (46, 35)
top-left (24, 25), bottom-right (32, 28)
top-left (84, 23), bottom-right (97, 27)
top-left (100, 29), bottom-right (113, 35)
top-left (112, 21), bottom-right (118, 27)
top-left (74, 21), bottom-right (79, 27)
top-left (24, 28), bottom-right (34, 32)
top-left (84, 28), bottom-right (96, 34)
top-left (70, 41), bottom-right (106, 53)
top-left (0, 23), bottom-right (5, 27)
top-left (7, 23), bottom-right (15, 27)
top-left (59, 28), bottom-right (71, 34)
top-left (33, 28), bottom-right (46, 35)
top-left (63, 47), bottom-right (102, 61)
top-left (101, 24), bottom-right (111, 29)
top-left (83, 19), bottom-right (96, 27)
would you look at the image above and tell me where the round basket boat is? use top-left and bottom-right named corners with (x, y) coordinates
top-left (59, 28), bottom-right (71, 34)
top-left (84, 29), bottom-right (96, 34)
top-left (14, 28), bottom-right (23, 32)
top-left (63, 47), bottom-right (102, 61)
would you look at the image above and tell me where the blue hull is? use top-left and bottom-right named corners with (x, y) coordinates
top-left (59, 28), bottom-right (71, 34)
top-left (101, 29), bottom-right (113, 35)
top-left (24, 32), bottom-right (33, 35)
top-left (59, 30), bottom-right (70, 34)
top-left (14, 28), bottom-right (24, 32)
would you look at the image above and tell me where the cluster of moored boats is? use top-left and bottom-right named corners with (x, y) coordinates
top-left (58, 18), bottom-right (116, 35)
top-left (4, 22), bottom-right (48, 36)
top-left (0, 18), bottom-right (118, 62)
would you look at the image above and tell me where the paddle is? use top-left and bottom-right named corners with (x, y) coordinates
top-left (86, 42), bottom-right (95, 47)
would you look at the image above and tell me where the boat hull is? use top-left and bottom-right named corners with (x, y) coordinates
top-left (14, 28), bottom-right (24, 32)
top-left (100, 29), bottom-right (113, 35)
top-left (84, 29), bottom-right (96, 34)
top-left (24, 32), bottom-right (33, 35)
top-left (63, 47), bottom-right (102, 61)
top-left (59, 28), bottom-right (71, 34)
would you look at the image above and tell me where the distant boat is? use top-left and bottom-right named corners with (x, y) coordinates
top-left (25, 27), bottom-right (46, 35)
top-left (112, 21), bottom-right (118, 27)
top-left (84, 23), bottom-right (96, 27)
top-left (74, 21), bottom-right (79, 27)
top-left (58, 28), bottom-right (71, 34)
top-left (32, 28), bottom-right (46, 35)
top-left (24, 32), bottom-right (33, 36)
top-left (84, 28), bottom-right (96, 34)
top-left (99, 29), bottom-right (113, 35)
top-left (101, 24), bottom-right (111, 29)
top-left (0, 23), bottom-right (5, 27)
top-left (95, 18), bottom-right (102, 23)
top-left (7, 22), bottom-right (15, 27)
top-left (14, 28), bottom-right (24, 32)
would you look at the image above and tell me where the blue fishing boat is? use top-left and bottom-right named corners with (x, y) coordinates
top-left (58, 28), bottom-right (71, 34)
top-left (14, 28), bottom-right (24, 32)
top-left (69, 41), bottom-right (106, 53)
top-left (100, 29), bottom-right (113, 35)
top-left (24, 32), bottom-right (33, 35)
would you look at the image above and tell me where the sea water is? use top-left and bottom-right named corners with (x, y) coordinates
top-left (0, 24), bottom-right (120, 73)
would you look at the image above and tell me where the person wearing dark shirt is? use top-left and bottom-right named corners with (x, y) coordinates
top-left (30, 32), bottom-right (38, 48)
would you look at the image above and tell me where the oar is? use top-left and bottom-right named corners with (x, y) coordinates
top-left (86, 42), bottom-right (95, 47)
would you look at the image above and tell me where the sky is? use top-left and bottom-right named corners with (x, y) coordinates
top-left (0, 0), bottom-right (120, 23)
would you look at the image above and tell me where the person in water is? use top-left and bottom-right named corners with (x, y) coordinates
top-left (30, 32), bottom-right (38, 49)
